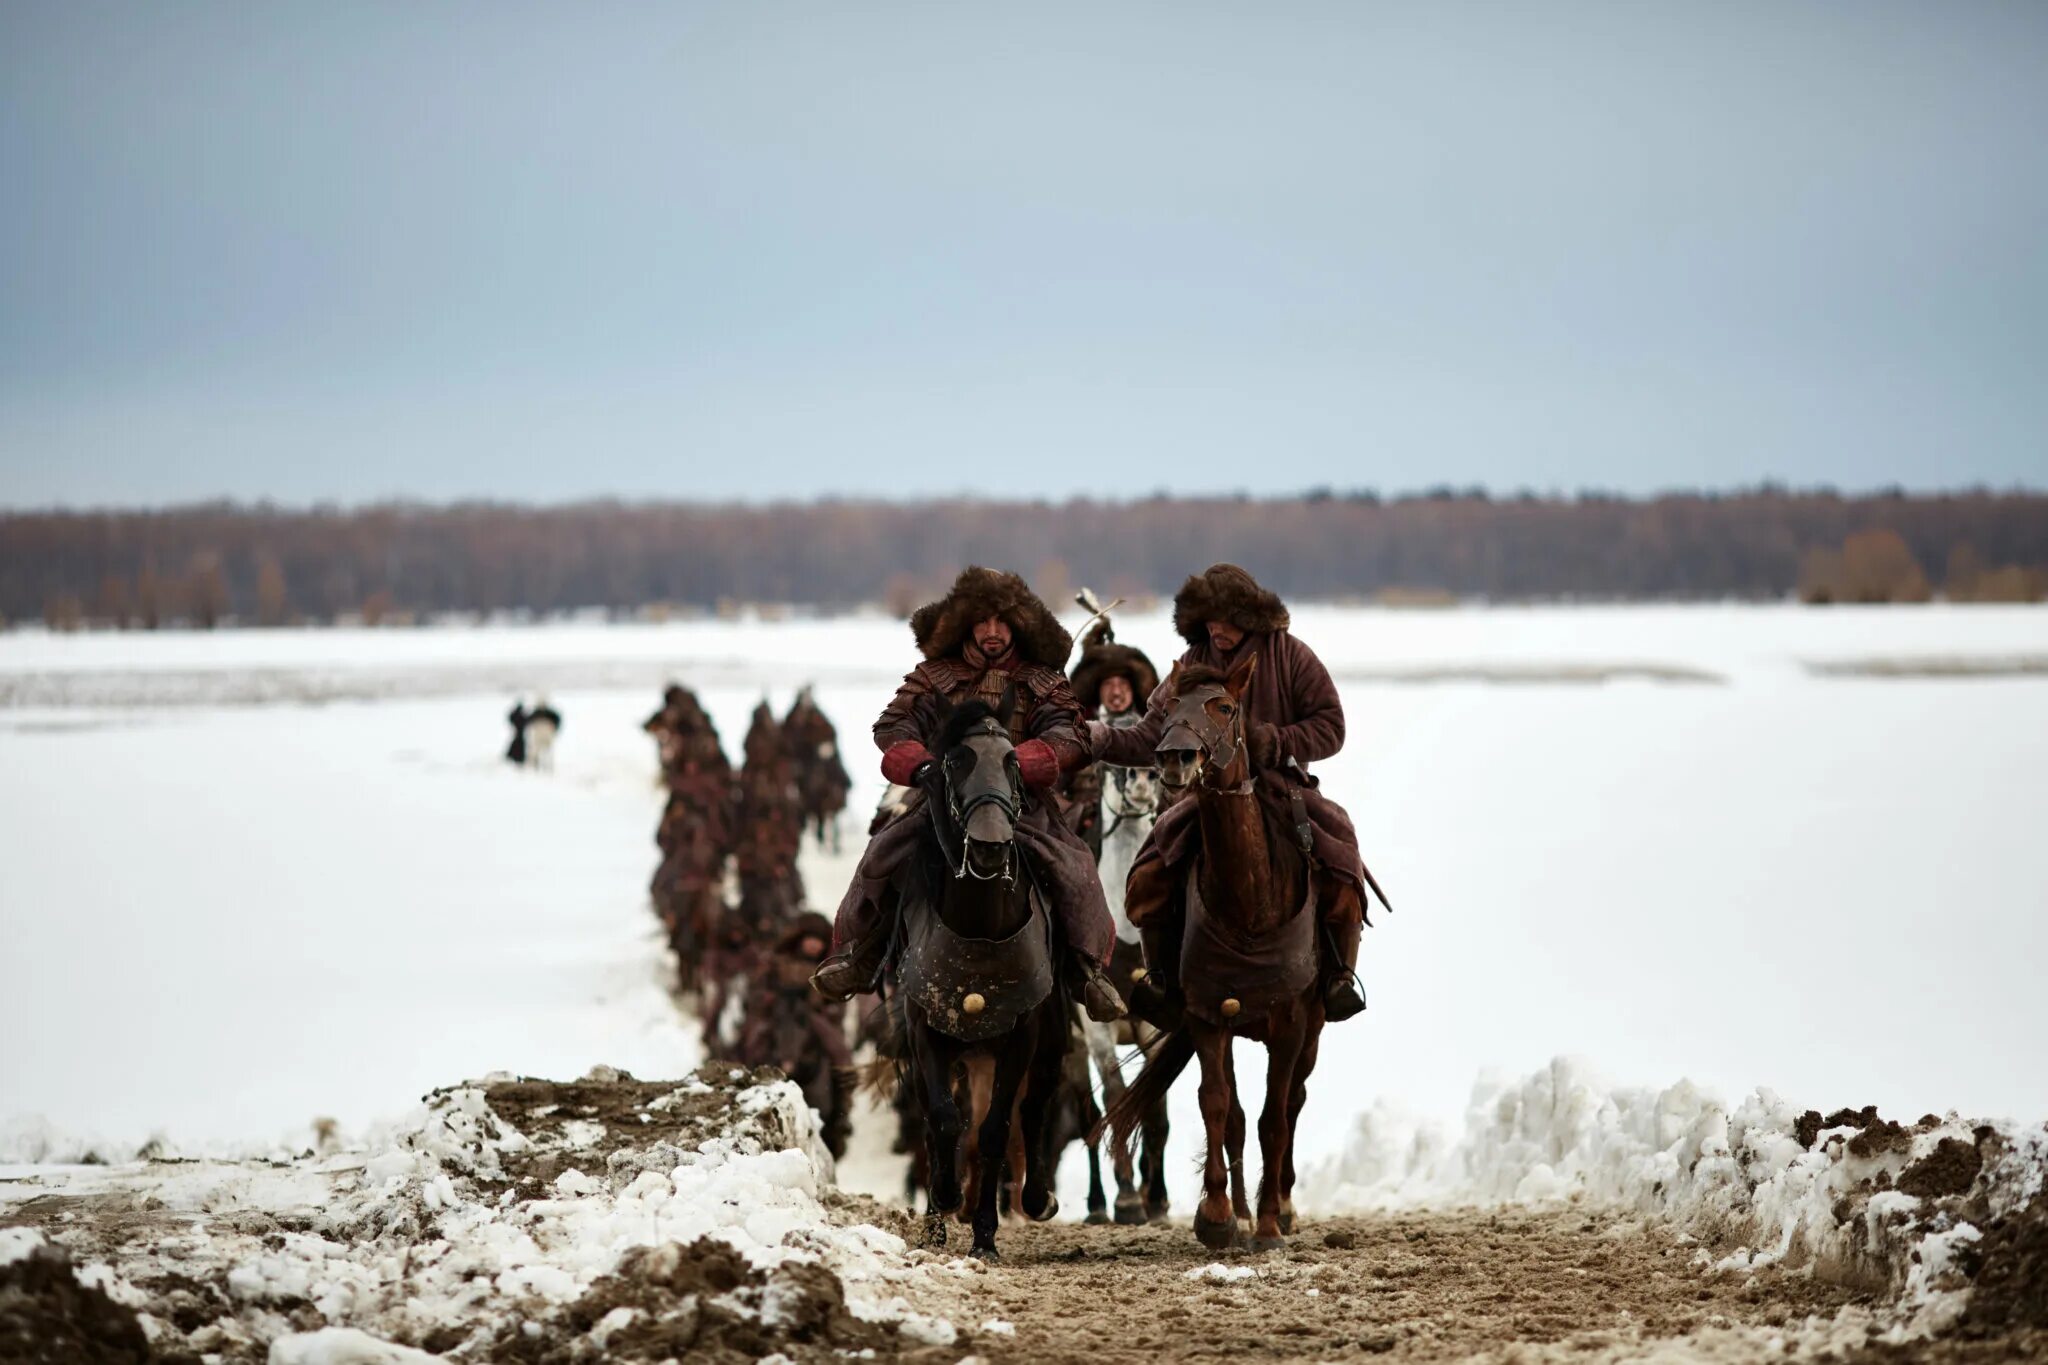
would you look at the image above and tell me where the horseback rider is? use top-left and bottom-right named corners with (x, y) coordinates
top-left (1064, 617), bottom-right (1161, 854)
top-left (812, 566), bottom-right (1128, 1023)
top-left (1090, 564), bottom-right (1373, 1023)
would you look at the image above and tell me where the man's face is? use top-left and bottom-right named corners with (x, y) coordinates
top-left (973, 614), bottom-right (1013, 659)
top-left (1206, 620), bottom-right (1245, 654)
top-left (1100, 675), bottom-right (1135, 715)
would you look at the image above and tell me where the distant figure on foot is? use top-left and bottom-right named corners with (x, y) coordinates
top-left (525, 696), bottom-right (562, 773)
top-left (505, 699), bottom-right (530, 766)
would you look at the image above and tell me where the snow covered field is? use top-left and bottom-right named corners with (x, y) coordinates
top-left (3, 603), bottom-right (2046, 1197)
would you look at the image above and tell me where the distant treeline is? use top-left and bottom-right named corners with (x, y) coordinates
top-left (6, 489), bottom-right (2046, 628)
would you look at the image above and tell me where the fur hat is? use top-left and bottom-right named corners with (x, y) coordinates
top-left (1068, 620), bottom-right (1161, 713)
top-left (909, 566), bottom-right (1073, 669)
top-left (773, 911), bottom-right (835, 958)
top-left (1172, 563), bottom-right (1290, 648)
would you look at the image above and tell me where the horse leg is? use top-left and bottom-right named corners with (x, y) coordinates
top-left (1189, 1022), bottom-right (1239, 1250)
top-left (1085, 1134), bottom-right (1108, 1224)
top-left (1085, 1016), bottom-right (1145, 1224)
top-left (1252, 1016), bottom-right (1308, 1250)
top-left (970, 1033), bottom-right (1030, 1259)
top-left (1224, 1046), bottom-right (1250, 1224)
top-left (958, 1055), bottom-right (994, 1224)
top-left (1142, 1090), bottom-right (1171, 1219)
top-left (1015, 1009), bottom-right (1065, 1222)
top-left (909, 1027), bottom-right (963, 1249)
top-left (1279, 1017), bottom-right (1322, 1235)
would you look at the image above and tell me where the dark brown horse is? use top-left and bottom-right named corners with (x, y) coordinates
top-left (892, 692), bottom-right (1070, 1259)
top-left (1104, 653), bottom-right (1323, 1250)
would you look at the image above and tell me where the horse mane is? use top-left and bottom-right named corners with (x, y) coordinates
top-left (1173, 664), bottom-right (1229, 692)
top-left (934, 697), bottom-right (1002, 752)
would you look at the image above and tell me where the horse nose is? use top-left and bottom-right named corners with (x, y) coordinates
top-left (965, 803), bottom-right (1013, 844)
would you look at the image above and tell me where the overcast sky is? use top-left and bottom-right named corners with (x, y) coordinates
top-left (3, 2), bottom-right (2045, 508)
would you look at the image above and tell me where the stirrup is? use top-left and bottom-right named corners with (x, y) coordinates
top-left (1322, 972), bottom-right (1366, 1022)
top-left (1074, 957), bottom-right (1127, 1023)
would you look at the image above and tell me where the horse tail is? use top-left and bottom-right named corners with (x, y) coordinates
top-left (1095, 1026), bottom-right (1193, 1165)
top-left (856, 990), bottom-right (909, 1102)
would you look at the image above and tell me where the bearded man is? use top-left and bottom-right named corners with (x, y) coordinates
top-left (812, 567), bottom-right (1127, 1022)
top-left (1090, 564), bottom-right (1377, 1023)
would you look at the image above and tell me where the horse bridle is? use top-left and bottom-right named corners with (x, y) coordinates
top-left (1162, 683), bottom-right (1249, 790)
top-left (939, 717), bottom-right (1024, 883)
top-left (1100, 763), bottom-right (1160, 837)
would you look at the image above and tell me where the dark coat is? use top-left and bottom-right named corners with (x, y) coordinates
top-left (838, 655), bottom-right (1114, 957)
top-left (1096, 567), bottom-right (1374, 904)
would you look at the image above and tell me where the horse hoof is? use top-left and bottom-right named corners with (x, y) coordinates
top-left (1085, 1209), bottom-right (1110, 1226)
top-left (1251, 1234), bottom-right (1285, 1253)
top-left (1278, 1210), bottom-right (1296, 1235)
top-left (1114, 1197), bottom-right (1149, 1226)
top-left (922, 1214), bottom-right (949, 1250)
top-left (971, 1243), bottom-right (1001, 1262)
top-left (1025, 1191), bottom-right (1059, 1223)
top-left (1193, 1211), bottom-right (1241, 1251)
top-left (1146, 1196), bottom-right (1171, 1221)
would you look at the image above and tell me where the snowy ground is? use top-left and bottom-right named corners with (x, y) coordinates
top-left (3, 604), bottom-right (2046, 1190)
top-left (4, 605), bottom-right (2048, 1358)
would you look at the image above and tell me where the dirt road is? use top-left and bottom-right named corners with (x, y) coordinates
top-left (873, 1204), bottom-right (1892, 1364)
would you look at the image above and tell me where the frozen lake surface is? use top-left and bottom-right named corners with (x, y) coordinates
top-left (3, 604), bottom-right (2044, 1204)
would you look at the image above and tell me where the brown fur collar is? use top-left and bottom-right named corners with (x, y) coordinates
top-left (1171, 563), bottom-right (1290, 647)
top-left (910, 566), bottom-right (1073, 669)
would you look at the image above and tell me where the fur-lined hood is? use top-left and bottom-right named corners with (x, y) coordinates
top-left (910, 566), bottom-right (1073, 669)
top-left (1069, 620), bottom-right (1160, 714)
top-left (1172, 563), bottom-right (1290, 647)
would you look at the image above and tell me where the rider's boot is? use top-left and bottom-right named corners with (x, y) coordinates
top-left (1129, 923), bottom-right (1185, 1030)
top-left (1321, 918), bottom-right (1366, 1022)
top-left (811, 929), bottom-right (888, 1003)
top-left (1070, 952), bottom-right (1127, 1023)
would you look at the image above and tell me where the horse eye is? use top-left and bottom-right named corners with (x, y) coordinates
top-left (1218, 703), bottom-right (1235, 716)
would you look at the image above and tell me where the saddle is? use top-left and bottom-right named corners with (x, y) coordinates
top-left (897, 886), bottom-right (1055, 1043)
top-left (1178, 864), bottom-right (1318, 1026)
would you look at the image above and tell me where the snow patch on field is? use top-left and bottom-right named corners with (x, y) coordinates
top-left (1310, 1057), bottom-right (2048, 1336)
top-left (0, 1066), bottom-right (965, 1361)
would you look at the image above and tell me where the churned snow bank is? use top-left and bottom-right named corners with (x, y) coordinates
top-left (0, 1065), bottom-right (971, 1362)
top-left (1309, 1057), bottom-right (2048, 1336)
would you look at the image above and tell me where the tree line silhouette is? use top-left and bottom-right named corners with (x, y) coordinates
top-left (6, 488), bottom-right (2045, 628)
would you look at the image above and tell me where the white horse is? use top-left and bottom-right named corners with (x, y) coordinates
top-left (1082, 753), bottom-right (1170, 1223)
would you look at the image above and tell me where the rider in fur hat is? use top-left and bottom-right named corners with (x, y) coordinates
top-left (1090, 563), bottom-right (1376, 1023)
top-left (1063, 615), bottom-right (1162, 850)
top-left (812, 567), bottom-right (1127, 1022)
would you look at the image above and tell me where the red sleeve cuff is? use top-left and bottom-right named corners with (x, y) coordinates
top-left (1015, 738), bottom-right (1059, 789)
top-left (880, 741), bottom-right (932, 786)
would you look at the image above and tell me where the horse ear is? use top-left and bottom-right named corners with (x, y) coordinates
top-left (1225, 647), bottom-right (1258, 700)
top-left (1165, 660), bottom-right (1184, 697)
top-left (996, 683), bottom-right (1019, 727)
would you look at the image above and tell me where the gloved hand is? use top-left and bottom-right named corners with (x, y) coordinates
top-left (880, 741), bottom-right (933, 787)
top-left (1014, 738), bottom-right (1060, 789)
top-left (1084, 719), bottom-right (1112, 759)
top-left (1247, 722), bottom-right (1282, 769)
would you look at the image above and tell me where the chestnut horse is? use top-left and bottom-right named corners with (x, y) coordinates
top-left (1103, 653), bottom-right (1322, 1250)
